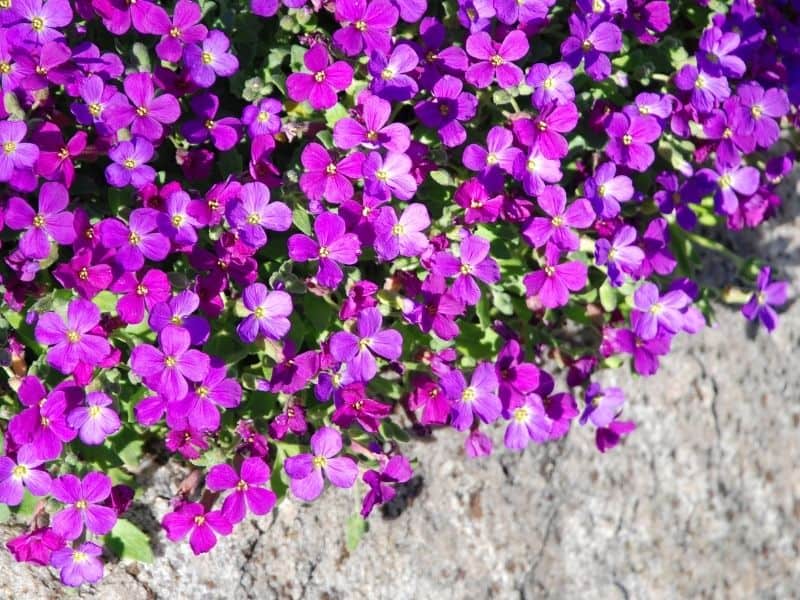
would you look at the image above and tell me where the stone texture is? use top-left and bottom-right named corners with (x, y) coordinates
top-left (1, 179), bottom-right (799, 599)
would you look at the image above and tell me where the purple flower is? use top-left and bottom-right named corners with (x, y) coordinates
top-left (431, 234), bottom-right (500, 305)
top-left (495, 339), bottom-right (544, 410)
top-left (162, 503), bottom-right (232, 555)
top-left (131, 327), bottom-right (210, 401)
top-left (50, 542), bottom-right (104, 588)
top-left (514, 146), bottom-right (562, 197)
top-left (454, 178), bottom-right (503, 224)
top-left (50, 472), bottom-right (117, 540)
top-left (522, 185), bottom-right (594, 251)
top-left (735, 83), bottom-right (790, 149)
top-left (674, 65), bottom-right (730, 113)
top-left (560, 14), bottom-right (622, 80)
top-left (92, 0), bottom-right (165, 35)
top-left (697, 26), bottom-right (746, 78)
top-left (330, 306), bottom-right (402, 381)
top-left (584, 162), bottom-right (634, 218)
top-left (439, 362), bottom-right (501, 431)
top-left (225, 181), bottom-right (292, 248)
top-left (148, 290), bottom-right (210, 346)
top-left (514, 102), bottom-right (579, 159)
top-left (408, 290), bottom-right (465, 340)
top-left (6, 527), bottom-right (65, 567)
top-left (286, 43), bottom-right (354, 110)
top-left (526, 62), bottom-right (575, 109)
top-left (631, 282), bottom-right (691, 340)
top-left (237, 283), bottom-right (292, 343)
top-left (362, 151), bottom-right (417, 201)
top-left (605, 112), bottom-right (661, 172)
top-left (0, 446), bottom-right (52, 506)
top-left (0, 120), bottom-right (39, 182)
top-left (333, 95), bottom-right (410, 152)
top-left (415, 75), bottom-right (478, 147)
top-left (742, 266), bottom-right (788, 333)
top-left (157, 190), bottom-right (202, 245)
top-left (369, 44), bottom-right (419, 101)
top-left (284, 427), bottom-right (358, 501)
top-left (206, 457), bottom-right (277, 524)
top-left (580, 384), bottom-right (625, 428)
top-left (613, 328), bottom-right (671, 376)
top-left (595, 225), bottom-right (645, 287)
top-left (373, 203), bottom-right (430, 260)
top-left (184, 30), bottom-right (239, 87)
top-left (331, 382), bottom-right (392, 432)
top-left (182, 92), bottom-right (241, 151)
top-left (595, 419), bottom-right (636, 453)
top-left (153, 0), bottom-right (208, 62)
top-left (5, 183), bottom-right (75, 259)
top-left (35, 298), bottom-right (111, 375)
top-left (465, 30), bottom-right (528, 89)
top-left (299, 143), bottom-right (365, 205)
top-left (505, 392), bottom-right (577, 448)
top-left (417, 17), bottom-right (469, 88)
top-left (66, 391), bottom-right (121, 445)
top-left (697, 156), bottom-right (760, 216)
top-left (523, 245), bottom-right (588, 309)
top-left (361, 455), bottom-right (412, 518)
top-left (105, 137), bottom-right (157, 189)
top-left (8, 380), bottom-right (77, 461)
top-left (169, 359), bottom-right (242, 431)
top-left (8, 0), bottom-right (72, 47)
top-left (462, 125), bottom-right (521, 186)
top-left (105, 73), bottom-right (180, 141)
top-left (241, 97), bottom-right (282, 138)
top-left (288, 212), bottom-right (361, 288)
top-left (333, 0), bottom-right (399, 57)
top-left (493, 0), bottom-right (548, 26)
top-left (99, 207), bottom-right (169, 270)
top-left (69, 75), bottom-right (127, 132)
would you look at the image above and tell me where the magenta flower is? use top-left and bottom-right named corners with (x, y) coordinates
top-left (92, 0), bottom-right (165, 35)
top-left (596, 419), bottom-right (636, 453)
top-left (66, 391), bottom-right (121, 445)
top-left (454, 179), bottom-right (503, 224)
top-left (169, 358), bottom-right (242, 431)
top-left (373, 203), bottom-right (430, 260)
top-left (0, 446), bottom-right (52, 506)
top-left (407, 377), bottom-right (449, 425)
top-left (50, 542), bottom-right (104, 588)
top-left (465, 30), bottom-right (528, 89)
top-left (462, 126), bottom-right (522, 186)
top-left (241, 97), bottom-right (282, 138)
top-left (225, 181), bottom-right (292, 248)
top-left (734, 83), bottom-right (790, 149)
top-left (299, 143), bottom-right (365, 205)
top-left (286, 44), bottom-right (353, 111)
top-left (8, 379), bottom-right (77, 461)
top-left (560, 14), bottom-right (622, 80)
top-left (333, 95), bottom-right (411, 152)
top-left (8, 0), bottom-right (72, 47)
top-left (182, 92), bottom-right (242, 151)
top-left (674, 65), bottom-right (730, 113)
top-left (148, 290), bottom-right (210, 346)
top-left (5, 182), bottom-right (75, 259)
top-left (105, 137), bottom-right (157, 189)
top-left (162, 503), bottom-right (232, 555)
top-left (520, 102), bottom-right (580, 160)
top-left (623, 0), bottom-right (671, 44)
top-left (0, 120), bottom-right (39, 182)
top-left (595, 225), bottom-right (645, 287)
top-left (580, 383), bottom-right (626, 428)
top-left (613, 328), bottom-right (671, 376)
top-left (99, 207), bottom-right (170, 270)
top-left (206, 457), bottom-right (277, 524)
top-left (414, 75), bottom-right (478, 147)
top-left (605, 112), bottom-right (661, 172)
top-left (522, 185), bottom-right (594, 251)
top-left (362, 151), bottom-right (417, 201)
top-left (631, 282), bottom-right (691, 340)
top-left (408, 290), bottom-right (465, 340)
top-left (285, 427), bottom-right (358, 501)
top-left (70, 74), bottom-right (128, 132)
top-left (35, 298), bottom-right (111, 375)
top-left (105, 73), bottom-right (180, 141)
top-left (439, 362), bottom-right (502, 431)
top-left (50, 472), bottom-right (117, 540)
top-left (584, 162), bottom-right (634, 218)
top-left (360, 455), bottom-right (413, 518)
top-left (288, 212), bottom-right (361, 288)
top-left (237, 283), bottom-right (292, 343)
top-left (333, 0), bottom-right (399, 56)
top-left (526, 62), bottom-right (575, 109)
top-left (153, 0), bottom-right (208, 62)
top-left (523, 245), bottom-right (588, 309)
top-left (431, 234), bottom-right (500, 305)
top-left (6, 527), bottom-right (65, 567)
top-left (34, 126), bottom-right (86, 188)
top-left (330, 307), bottom-right (402, 381)
top-left (332, 382), bottom-right (392, 432)
top-left (742, 266), bottom-right (788, 333)
top-left (184, 30), bottom-right (239, 87)
top-left (368, 44), bottom-right (419, 101)
top-left (130, 327), bottom-right (211, 401)
top-left (495, 339), bottom-right (544, 410)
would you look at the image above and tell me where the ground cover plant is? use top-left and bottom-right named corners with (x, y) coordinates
top-left (0, 0), bottom-right (797, 587)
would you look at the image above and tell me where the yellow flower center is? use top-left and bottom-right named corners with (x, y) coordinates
top-left (694, 75), bottom-right (706, 89)
top-left (638, 105), bottom-right (650, 115)
top-left (314, 71), bottom-right (326, 82)
top-left (319, 246), bottom-right (330, 258)
top-left (723, 127), bottom-right (733, 139)
top-left (124, 158), bottom-right (137, 169)
top-left (358, 337), bottom-right (371, 350)
top-left (608, 248), bottom-right (618, 261)
top-left (201, 51), bottom-right (213, 65)
top-left (40, 416), bottom-right (50, 427)
top-left (392, 223), bottom-right (404, 236)
top-left (31, 16), bottom-right (44, 31)
top-left (490, 54), bottom-right (503, 67)
top-left (513, 406), bottom-right (529, 423)
top-left (366, 130), bottom-right (378, 141)
top-left (88, 102), bottom-right (102, 117)
top-left (197, 386), bottom-right (209, 398)
top-left (313, 455), bottom-right (327, 468)
top-left (354, 19), bottom-right (367, 31)
top-left (593, 0), bottom-right (605, 11)
top-left (89, 405), bottom-right (102, 418)
top-left (325, 163), bottom-right (337, 175)
top-left (598, 184), bottom-right (607, 196)
top-left (757, 292), bottom-right (766, 305)
top-left (461, 387), bottom-right (476, 402)
top-left (537, 121), bottom-right (548, 131)
top-left (193, 515), bottom-right (205, 526)
top-left (236, 480), bottom-right (248, 491)
top-left (551, 216), bottom-right (564, 227)
top-left (36, 65), bottom-right (47, 75)
top-left (67, 330), bottom-right (81, 343)
top-left (381, 67), bottom-right (395, 80)
top-left (75, 500), bottom-right (88, 509)
top-left (58, 147), bottom-right (70, 159)
top-left (164, 356), bottom-right (177, 367)
top-left (33, 214), bottom-right (45, 228)
top-left (79, 267), bottom-right (89, 280)
top-left (622, 134), bottom-right (633, 146)
top-left (12, 465), bottom-right (27, 478)
top-left (460, 263), bottom-right (472, 275)
top-left (172, 214), bottom-right (184, 227)
top-left (129, 231), bottom-right (141, 245)
top-left (750, 104), bottom-right (763, 118)
top-left (0, 62), bottom-right (10, 74)
top-left (136, 105), bottom-right (148, 117)
top-left (544, 265), bottom-right (555, 277)
top-left (136, 284), bottom-right (148, 296)
top-left (719, 173), bottom-right (732, 189)
top-left (526, 158), bottom-right (537, 172)
top-left (649, 303), bottom-right (663, 315)
top-left (246, 212), bottom-right (261, 224)
top-left (0, 0), bottom-right (10, 9)
top-left (208, 199), bottom-right (220, 211)
top-left (205, 119), bottom-right (215, 129)
top-left (3, 141), bottom-right (16, 154)
top-left (543, 76), bottom-right (554, 89)
top-left (72, 551), bottom-right (88, 563)
top-left (169, 26), bottom-right (181, 38)
top-left (375, 169), bottom-right (389, 181)
top-left (582, 39), bottom-right (593, 51)
top-left (170, 315), bottom-right (183, 325)
top-left (257, 111), bottom-right (269, 123)
top-left (254, 306), bottom-right (265, 318)
top-left (486, 152), bottom-right (498, 165)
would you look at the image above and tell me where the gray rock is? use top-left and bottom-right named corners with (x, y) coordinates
top-left (2, 179), bottom-right (799, 600)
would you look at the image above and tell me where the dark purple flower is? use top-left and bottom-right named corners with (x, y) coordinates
top-left (560, 14), bottom-right (622, 80)
top-left (206, 457), bottom-right (277, 524)
top-left (241, 97), bottom-right (281, 138)
top-left (369, 44), bottom-right (419, 101)
top-left (360, 455), bottom-right (412, 517)
top-left (148, 290), bottom-right (210, 346)
top-left (742, 266), bottom-right (788, 332)
top-left (613, 328), bottom-right (671, 376)
top-left (697, 26), bottom-right (745, 78)
top-left (584, 162), bottom-right (634, 218)
top-left (414, 75), bottom-right (478, 147)
top-left (182, 93), bottom-right (241, 151)
top-left (286, 43), bottom-right (354, 110)
top-left (51, 472), bottom-right (117, 540)
top-left (580, 383), bottom-right (625, 428)
top-left (288, 212), bottom-right (361, 288)
top-left (284, 427), bottom-right (358, 501)
top-left (735, 83), bottom-right (790, 149)
top-left (35, 298), bottom-right (111, 375)
top-left (332, 382), bottom-right (392, 432)
top-left (595, 419), bottom-right (636, 453)
top-left (495, 339), bottom-right (543, 410)
top-left (9, 0), bottom-right (72, 47)
top-left (696, 156), bottom-right (760, 216)
top-left (514, 146), bottom-right (562, 197)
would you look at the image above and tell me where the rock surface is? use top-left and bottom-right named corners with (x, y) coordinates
top-left (2, 180), bottom-right (799, 599)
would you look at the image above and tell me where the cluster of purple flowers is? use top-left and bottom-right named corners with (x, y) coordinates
top-left (0, 0), bottom-right (796, 587)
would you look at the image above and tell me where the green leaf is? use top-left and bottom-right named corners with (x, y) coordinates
top-left (345, 513), bottom-right (368, 552)
top-left (379, 419), bottom-right (410, 443)
top-left (292, 207), bottom-right (312, 236)
top-left (325, 103), bottom-right (349, 129)
top-left (598, 281), bottom-right (618, 312)
top-left (429, 169), bottom-right (455, 187)
top-left (93, 291), bottom-right (118, 315)
top-left (131, 43), bottom-right (151, 70)
top-left (105, 519), bottom-right (154, 563)
top-left (0, 503), bottom-right (10, 524)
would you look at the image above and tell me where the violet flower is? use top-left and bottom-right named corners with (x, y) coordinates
top-left (514, 146), bottom-right (562, 197)
top-left (462, 125), bottom-right (521, 187)
top-left (50, 542), bottom-right (104, 588)
top-left (182, 92), bottom-right (241, 151)
top-left (169, 358), bottom-right (242, 431)
top-left (0, 120), bottom-right (39, 182)
top-left (333, 95), bottom-right (411, 152)
top-left (225, 181), bottom-right (292, 248)
top-left (288, 212), bottom-right (361, 288)
top-left (66, 391), bottom-right (121, 445)
top-left (742, 266), bottom-right (788, 333)
top-left (105, 72), bottom-right (180, 141)
top-left (431, 234), bottom-right (500, 305)
top-left (522, 185), bottom-right (594, 251)
top-left (361, 455), bottom-right (413, 518)
top-left (631, 282), bottom-right (691, 340)
top-left (184, 30), bottom-right (239, 88)
top-left (8, 0), bottom-right (73, 47)
top-left (148, 290), bottom-right (211, 346)
top-left (105, 137), bottom-right (157, 189)
top-left (50, 472), bottom-right (117, 540)
top-left (596, 419), bottom-right (636, 453)
top-left (605, 112), bottom-right (661, 172)
top-left (299, 143), bottom-right (365, 205)
top-left (595, 225), bottom-right (645, 287)
top-left (560, 14), bottom-right (622, 80)
top-left (407, 377), bottom-right (449, 425)
top-left (613, 328), bottom-right (671, 376)
top-left (0, 446), bottom-right (52, 506)
top-left (206, 457), bottom-right (277, 524)
top-left (368, 44), bottom-right (419, 101)
top-left (734, 83), bottom-right (790, 149)
top-left (237, 283), bottom-right (292, 343)
top-left (439, 362), bottom-right (502, 431)
top-left (584, 162), bottom-right (634, 218)
top-left (495, 339), bottom-right (543, 410)
top-left (99, 207), bottom-right (169, 270)
top-left (372, 203), bottom-right (430, 261)
top-left (696, 156), bottom-right (760, 216)
top-left (35, 298), bottom-right (111, 375)
top-left (284, 427), bottom-right (358, 502)
top-left (526, 62), bottom-right (575, 109)
top-left (6, 527), bottom-right (64, 567)
top-left (362, 151), bottom-right (417, 201)
top-left (674, 65), bottom-right (730, 113)
top-left (697, 26), bottom-right (746, 78)
top-left (5, 182), bottom-right (75, 259)
top-left (330, 307), bottom-right (402, 381)
top-left (154, 0), bottom-right (208, 62)
top-left (162, 503), bottom-right (232, 555)
top-left (241, 97), bottom-right (282, 138)
top-left (580, 383), bottom-right (626, 428)
top-left (415, 74), bottom-right (478, 147)
top-left (523, 245), bottom-right (588, 309)
top-left (333, 0), bottom-right (399, 57)
top-left (286, 43), bottom-right (354, 111)
top-left (465, 30), bottom-right (528, 89)
top-left (332, 382), bottom-right (392, 432)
